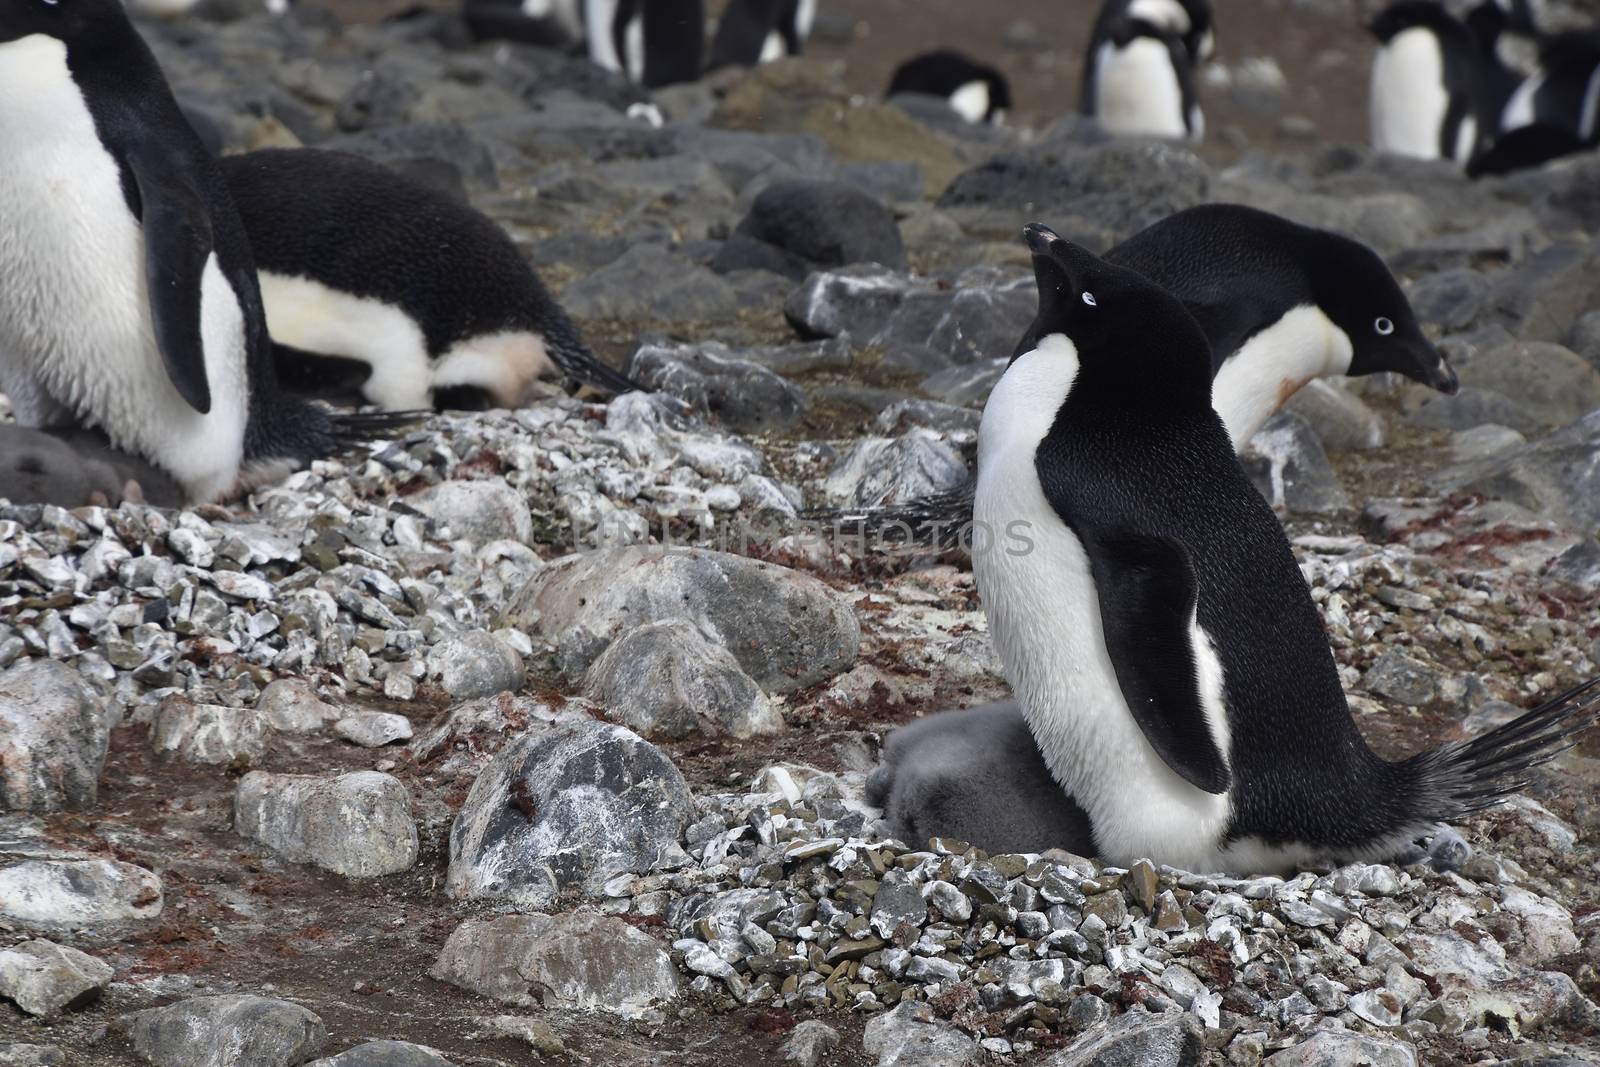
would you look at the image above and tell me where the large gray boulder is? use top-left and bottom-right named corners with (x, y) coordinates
top-left (0, 660), bottom-right (110, 812)
top-left (119, 995), bottom-right (326, 1067)
top-left (1430, 410), bottom-right (1600, 537)
top-left (0, 940), bottom-right (113, 1017)
top-left (235, 771), bottom-right (419, 878)
top-left (0, 859), bottom-right (162, 927)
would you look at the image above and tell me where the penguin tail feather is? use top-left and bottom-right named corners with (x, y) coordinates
top-left (1408, 675), bottom-right (1600, 820)
top-left (546, 331), bottom-right (648, 397)
top-left (329, 409), bottom-right (428, 446)
top-left (800, 479), bottom-right (977, 550)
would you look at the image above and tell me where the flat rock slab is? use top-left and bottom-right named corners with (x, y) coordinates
top-left (120, 995), bottom-right (326, 1067)
top-left (0, 859), bottom-right (162, 927)
top-left (431, 912), bottom-right (679, 1017)
top-left (236, 771), bottom-right (418, 878)
top-left (1263, 1031), bottom-right (1418, 1067)
top-left (149, 697), bottom-right (267, 765)
top-left (0, 659), bottom-right (110, 812)
top-left (409, 479), bottom-right (533, 545)
top-left (307, 1041), bottom-right (455, 1066)
top-left (862, 1001), bottom-right (977, 1067)
top-left (447, 720), bottom-right (693, 909)
top-left (1041, 1009), bottom-right (1204, 1067)
top-left (0, 939), bottom-right (113, 1017)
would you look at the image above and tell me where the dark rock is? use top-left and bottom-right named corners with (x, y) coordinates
top-left (713, 180), bottom-right (905, 281)
top-left (562, 245), bottom-right (744, 322)
top-left (628, 342), bottom-right (809, 433)
top-left (322, 121), bottom-right (497, 192)
top-left (1364, 651), bottom-right (1441, 707)
top-left (1284, 381), bottom-right (1385, 452)
top-left (1566, 309), bottom-right (1600, 374)
top-left (1431, 411), bottom-right (1600, 537)
top-left (1452, 342), bottom-right (1600, 430)
top-left (1407, 268), bottom-right (1492, 334)
top-left (1240, 412), bottom-right (1349, 514)
top-left (785, 264), bottom-right (933, 343)
top-left (120, 995), bottom-right (326, 1067)
top-left (1406, 386), bottom-right (1541, 435)
top-left (1545, 538), bottom-right (1600, 594)
top-left (0, 660), bottom-right (109, 813)
top-left (1484, 241), bottom-right (1596, 342)
top-left (921, 360), bottom-right (1007, 406)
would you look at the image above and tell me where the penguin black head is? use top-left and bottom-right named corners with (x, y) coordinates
top-left (1018, 223), bottom-right (1214, 407)
top-left (1367, 1), bottom-right (1464, 44)
top-left (0, 0), bottom-right (130, 44)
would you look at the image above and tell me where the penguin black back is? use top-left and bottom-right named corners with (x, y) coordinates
top-left (887, 50), bottom-right (1012, 124)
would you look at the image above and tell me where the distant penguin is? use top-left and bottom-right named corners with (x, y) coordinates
top-left (962, 223), bottom-right (1598, 873)
top-left (0, 0), bottom-right (392, 504)
top-left (1085, 16), bottom-right (1204, 140)
top-left (813, 204), bottom-right (1459, 546)
top-left (462, 0), bottom-right (585, 48)
top-left (708, 0), bottom-right (814, 70)
top-left (1080, 0), bottom-right (1213, 129)
top-left (886, 50), bottom-right (1012, 125)
top-left (1498, 28), bottom-right (1600, 150)
top-left (1367, 2), bottom-right (1497, 164)
top-left (585, 0), bottom-right (705, 89)
top-left (217, 148), bottom-right (641, 412)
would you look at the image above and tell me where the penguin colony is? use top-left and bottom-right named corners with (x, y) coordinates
top-left (1, 0), bottom-right (1597, 885)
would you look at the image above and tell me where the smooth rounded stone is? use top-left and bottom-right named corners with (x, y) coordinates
top-left (0, 659), bottom-right (110, 812)
top-left (782, 1019), bottom-right (841, 1067)
top-left (862, 1001), bottom-right (979, 1067)
top-left (446, 720), bottom-right (694, 908)
top-left (1484, 241), bottom-right (1596, 342)
top-left (430, 912), bottom-right (678, 1017)
top-left (584, 619), bottom-right (781, 739)
top-left (561, 244), bottom-right (744, 322)
top-left (506, 546), bottom-right (860, 695)
top-left (333, 711), bottom-right (414, 747)
top-left (1262, 1031), bottom-right (1418, 1067)
top-left (307, 1042), bottom-right (455, 1067)
top-left (0, 940), bottom-right (113, 1017)
top-left (1407, 385), bottom-right (1539, 435)
top-left (1241, 411), bottom-right (1349, 515)
top-left (1453, 342), bottom-right (1600, 430)
top-left (235, 771), bottom-right (418, 878)
top-left (426, 630), bottom-right (526, 701)
top-left (820, 431), bottom-right (969, 509)
top-left (120, 995), bottom-right (326, 1067)
top-left (0, 1043), bottom-right (64, 1066)
top-left (1567, 308), bottom-right (1600, 372)
top-left (149, 696), bottom-right (267, 765)
top-left (627, 342), bottom-right (809, 433)
top-left (1450, 424), bottom-right (1526, 463)
top-left (410, 479), bottom-right (533, 545)
top-left (784, 263), bottom-right (934, 342)
top-left (1407, 268), bottom-right (1491, 333)
top-left (255, 678), bottom-right (341, 734)
top-left (713, 179), bottom-right (905, 281)
top-left (1041, 1007), bottom-right (1204, 1066)
top-left (0, 859), bottom-right (162, 927)
top-left (1283, 380), bottom-right (1385, 452)
top-left (1430, 410), bottom-right (1600, 538)
top-left (1363, 650), bottom-right (1440, 707)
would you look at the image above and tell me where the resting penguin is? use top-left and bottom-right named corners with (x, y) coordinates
top-left (708, 0), bottom-right (814, 70)
top-left (944, 223), bottom-right (1599, 873)
top-left (0, 0), bottom-right (394, 505)
top-left (1498, 28), bottom-right (1600, 152)
top-left (217, 148), bottom-right (641, 412)
top-left (462, 0), bottom-right (585, 49)
top-left (813, 203), bottom-right (1460, 548)
top-left (1080, 0), bottom-right (1213, 134)
top-left (584, 0), bottom-right (705, 89)
top-left (886, 50), bottom-right (1012, 126)
top-left (1367, 2), bottom-right (1498, 164)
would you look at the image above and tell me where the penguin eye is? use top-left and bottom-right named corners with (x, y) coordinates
top-left (1374, 317), bottom-right (1395, 336)
top-left (1081, 291), bottom-right (1097, 307)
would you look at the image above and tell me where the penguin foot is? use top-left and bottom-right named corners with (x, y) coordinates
top-left (867, 700), bottom-right (1096, 856)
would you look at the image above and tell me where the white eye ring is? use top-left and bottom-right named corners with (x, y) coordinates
top-left (1081, 291), bottom-right (1097, 307)
top-left (1375, 316), bottom-right (1394, 336)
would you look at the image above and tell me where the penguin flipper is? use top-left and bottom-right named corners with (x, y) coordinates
top-left (127, 141), bottom-right (215, 415)
top-left (1084, 530), bottom-right (1232, 795)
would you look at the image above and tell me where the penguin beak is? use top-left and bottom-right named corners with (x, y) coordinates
top-left (1427, 355), bottom-right (1460, 396)
top-left (1022, 223), bottom-right (1062, 256)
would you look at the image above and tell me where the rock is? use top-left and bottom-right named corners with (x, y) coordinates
top-left (120, 995), bottom-right (326, 1067)
top-left (0, 940), bottom-right (113, 1017)
top-left (713, 180), bottom-right (905, 281)
top-left (1348, 988), bottom-right (1405, 1026)
top-left (1041, 1008), bottom-right (1204, 1066)
top-left (1430, 411), bottom-right (1600, 537)
top-left (584, 619), bottom-right (782, 739)
top-left (785, 264), bottom-right (932, 343)
top-left (1450, 424), bottom-right (1526, 462)
top-left (1364, 651), bottom-right (1440, 706)
top-left (307, 1042), bottom-right (455, 1067)
top-left (1408, 268), bottom-right (1491, 333)
top-left (627, 342), bottom-right (809, 433)
top-left (1407, 386), bottom-right (1541, 435)
top-left (872, 399), bottom-right (983, 437)
top-left (430, 912), bottom-right (678, 1017)
top-left (256, 678), bottom-right (340, 734)
top-left (0, 659), bottom-right (109, 812)
top-left (235, 771), bottom-right (418, 878)
top-left (446, 720), bottom-right (694, 908)
top-left (1452, 342), bottom-right (1600, 430)
top-left (862, 1001), bottom-right (978, 1067)
top-left (562, 244), bottom-right (743, 322)
top-left (1241, 411), bottom-right (1349, 514)
top-left (0, 859), bottom-right (162, 926)
top-left (0, 1045), bottom-right (64, 1066)
top-left (333, 711), bottom-right (414, 747)
top-left (505, 546), bottom-right (860, 694)
top-left (1263, 1031), bottom-right (1418, 1067)
top-left (426, 630), bottom-right (526, 701)
top-left (1284, 380), bottom-right (1385, 452)
top-left (820, 431), bottom-right (969, 508)
top-left (410, 479), bottom-right (533, 545)
top-left (149, 697), bottom-right (267, 765)
top-left (783, 1020), bottom-right (842, 1066)
top-left (1567, 308), bottom-right (1600, 372)
top-left (1546, 538), bottom-right (1600, 594)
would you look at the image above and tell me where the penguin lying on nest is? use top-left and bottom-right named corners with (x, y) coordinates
top-left (869, 225), bottom-right (1600, 873)
top-left (811, 203), bottom-right (1460, 549)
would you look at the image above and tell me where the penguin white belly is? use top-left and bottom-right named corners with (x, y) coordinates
top-left (1501, 72), bottom-right (1543, 133)
top-left (584, 0), bottom-right (623, 71)
top-left (948, 80), bottom-right (992, 124)
top-left (432, 331), bottom-right (557, 408)
top-left (1580, 66), bottom-right (1600, 142)
top-left (1369, 29), bottom-right (1451, 159)
top-left (973, 336), bottom-right (1235, 870)
top-left (759, 31), bottom-right (785, 63)
top-left (1212, 305), bottom-right (1354, 450)
top-left (0, 35), bottom-right (247, 503)
top-left (793, 0), bottom-right (816, 40)
top-left (1094, 40), bottom-right (1189, 140)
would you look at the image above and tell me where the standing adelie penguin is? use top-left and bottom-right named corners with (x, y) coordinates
top-left (0, 0), bottom-right (385, 504)
top-left (708, 0), bottom-right (814, 70)
top-left (585, 0), bottom-right (704, 88)
top-left (886, 50), bottom-right (1012, 125)
top-left (1080, 0), bottom-right (1212, 137)
top-left (964, 223), bottom-right (1598, 872)
top-left (1498, 28), bottom-right (1600, 152)
top-left (1368, 2), bottom-right (1498, 164)
top-left (218, 149), bottom-right (640, 412)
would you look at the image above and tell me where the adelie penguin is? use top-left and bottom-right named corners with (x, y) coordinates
top-left (886, 50), bottom-right (1012, 126)
top-left (584, 0), bottom-right (704, 89)
top-left (1080, 0), bottom-right (1211, 140)
top-left (0, 0), bottom-right (398, 505)
top-left (897, 224), bottom-right (1598, 873)
top-left (1367, 1), bottom-right (1501, 165)
top-left (1494, 26), bottom-right (1600, 162)
top-left (217, 148), bottom-right (640, 412)
top-left (708, 0), bottom-right (813, 70)
top-left (816, 204), bottom-right (1460, 548)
